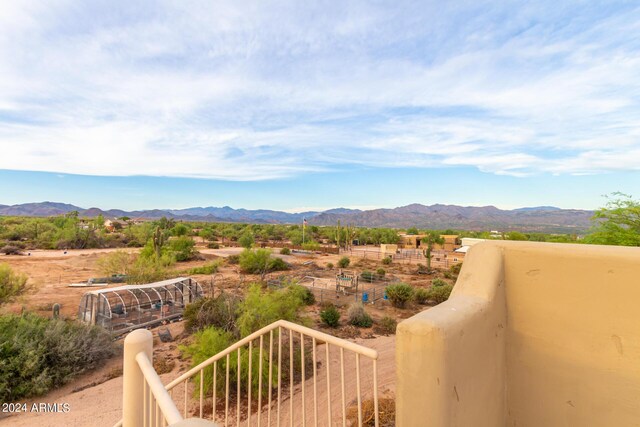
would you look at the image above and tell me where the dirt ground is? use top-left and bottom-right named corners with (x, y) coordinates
top-left (0, 244), bottom-right (448, 426)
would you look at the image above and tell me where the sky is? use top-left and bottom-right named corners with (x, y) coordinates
top-left (0, 1), bottom-right (639, 211)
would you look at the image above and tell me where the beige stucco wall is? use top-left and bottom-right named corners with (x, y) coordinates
top-left (397, 241), bottom-right (640, 427)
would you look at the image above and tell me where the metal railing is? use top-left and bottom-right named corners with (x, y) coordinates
top-left (116, 320), bottom-right (380, 427)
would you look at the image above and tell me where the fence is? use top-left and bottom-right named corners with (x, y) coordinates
top-left (116, 320), bottom-right (380, 427)
top-left (345, 248), bottom-right (463, 269)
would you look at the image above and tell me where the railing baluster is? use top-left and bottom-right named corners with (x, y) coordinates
top-left (258, 335), bottom-right (264, 427)
top-left (289, 329), bottom-right (293, 427)
top-left (356, 353), bottom-right (362, 427)
top-left (226, 353), bottom-right (230, 427)
top-left (248, 340), bottom-right (253, 426)
top-left (312, 337), bottom-right (318, 427)
top-left (326, 343), bottom-right (331, 425)
top-left (373, 359), bottom-right (379, 427)
top-left (200, 369), bottom-right (204, 418)
top-left (213, 361), bottom-right (217, 422)
top-left (237, 347), bottom-right (241, 427)
top-left (300, 332), bottom-right (306, 427)
top-left (340, 347), bottom-right (346, 427)
top-left (277, 326), bottom-right (282, 427)
top-left (183, 379), bottom-right (188, 418)
top-left (269, 329), bottom-right (274, 427)
top-left (143, 380), bottom-right (148, 427)
top-left (156, 400), bottom-right (161, 427)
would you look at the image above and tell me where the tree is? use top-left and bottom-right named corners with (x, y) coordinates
top-left (421, 232), bottom-right (444, 272)
top-left (406, 227), bottom-right (419, 235)
top-left (0, 264), bottom-right (29, 305)
top-left (238, 233), bottom-right (255, 249)
top-left (584, 193), bottom-right (640, 246)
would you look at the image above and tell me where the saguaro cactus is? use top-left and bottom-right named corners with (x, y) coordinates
top-left (152, 226), bottom-right (165, 259)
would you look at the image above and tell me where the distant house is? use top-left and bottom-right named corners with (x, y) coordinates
top-left (104, 218), bottom-right (125, 232)
top-left (398, 233), bottom-right (461, 251)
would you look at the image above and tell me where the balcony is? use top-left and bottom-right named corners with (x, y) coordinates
top-left (397, 240), bottom-right (640, 426)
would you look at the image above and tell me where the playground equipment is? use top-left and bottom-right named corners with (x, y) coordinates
top-left (77, 277), bottom-right (203, 334)
top-left (336, 270), bottom-right (359, 294)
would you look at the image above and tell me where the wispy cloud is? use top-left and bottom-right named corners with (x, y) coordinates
top-left (1, 1), bottom-right (639, 179)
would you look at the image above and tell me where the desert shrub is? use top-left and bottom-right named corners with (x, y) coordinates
top-left (377, 316), bottom-right (397, 335)
top-left (227, 254), bottom-right (240, 264)
top-left (207, 242), bottom-right (220, 249)
top-left (326, 262), bottom-right (334, 269)
top-left (347, 303), bottom-right (373, 328)
top-left (320, 304), bottom-right (340, 327)
top-left (360, 270), bottom-right (375, 282)
top-left (239, 248), bottom-right (270, 275)
top-left (183, 293), bottom-right (239, 333)
top-left (381, 256), bottom-right (392, 265)
top-left (427, 283), bottom-right (454, 304)
top-left (416, 263), bottom-right (429, 274)
top-left (0, 263), bottom-right (29, 305)
top-left (301, 240), bottom-right (320, 251)
top-left (168, 236), bottom-right (198, 262)
top-left (238, 233), bottom-right (255, 249)
top-left (337, 256), bottom-right (350, 268)
top-left (1, 245), bottom-right (22, 255)
top-left (431, 278), bottom-right (448, 287)
top-left (385, 283), bottom-right (414, 308)
top-left (97, 250), bottom-right (135, 276)
top-left (280, 247), bottom-right (291, 255)
top-left (237, 284), bottom-right (307, 337)
top-left (450, 263), bottom-right (462, 276)
top-left (443, 271), bottom-right (454, 279)
top-left (376, 268), bottom-right (386, 277)
top-left (289, 284), bottom-right (315, 305)
top-left (188, 260), bottom-right (222, 275)
top-left (414, 288), bottom-right (429, 304)
top-left (269, 256), bottom-right (289, 272)
top-left (127, 256), bottom-right (170, 284)
top-left (0, 313), bottom-right (116, 402)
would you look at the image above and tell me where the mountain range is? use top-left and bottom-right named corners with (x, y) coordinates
top-left (0, 202), bottom-right (593, 233)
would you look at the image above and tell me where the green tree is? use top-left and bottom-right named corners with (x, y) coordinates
top-left (238, 233), bottom-right (255, 249)
top-left (406, 227), bottom-right (419, 235)
top-left (584, 193), bottom-right (640, 246)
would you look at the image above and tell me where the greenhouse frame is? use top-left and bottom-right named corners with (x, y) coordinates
top-left (77, 277), bottom-right (203, 334)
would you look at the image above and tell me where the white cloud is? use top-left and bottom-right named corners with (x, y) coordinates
top-left (0, 1), bottom-right (639, 179)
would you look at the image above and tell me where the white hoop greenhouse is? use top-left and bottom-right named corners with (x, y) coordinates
top-left (77, 277), bottom-right (203, 334)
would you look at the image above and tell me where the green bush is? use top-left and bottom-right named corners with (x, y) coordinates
top-left (238, 233), bottom-right (255, 249)
top-left (360, 270), bottom-right (375, 282)
top-left (347, 303), bottom-right (373, 328)
top-left (427, 284), bottom-right (453, 304)
top-left (269, 257), bottom-right (289, 272)
top-left (0, 263), bottom-right (29, 305)
top-left (168, 236), bottom-right (198, 262)
top-left (326, 262), bottom-right (334, 269)
top-left (183, 293), bottom-right (239, 333)
top-left (237, 284), bottom-right (308, 337)
top-left (376, 268), bottom-right (386, 277)
top-left (377, 316), bottom-right (397, 335)
top-left (188, 260), bottom-right (222, 275)
top-left (414, 288), bottom-right (429, 304)
top-left (385, 283), bottom-right (414, 308)
top-left (207, 242), bottom-right (220, 249)
top-left (431, 278), bottom-right (448, 287)
top-left (239, 249), bottom-right (288, 279)
top-left (320, 305), bottom-right (340, 327)
top-left (337, 256), bottom-right (350, 268)
top-left (280, 247), bottom-right (291, 255)
top-left (127, 256), bottom-right (171, 284)
top-left (289, 284), bottom-right (315, 305)
top-left (0, 313), bottom-right (116, 402)
top-left (381, 256), bottom-right (392, 265)
top-left (302, 241), bottom-right (320, 251)
top-left (227, 254), bottom-right (240, 264)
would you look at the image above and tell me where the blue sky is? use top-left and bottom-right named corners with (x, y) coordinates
top-left (1, 1), bottom-right (639, 211)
